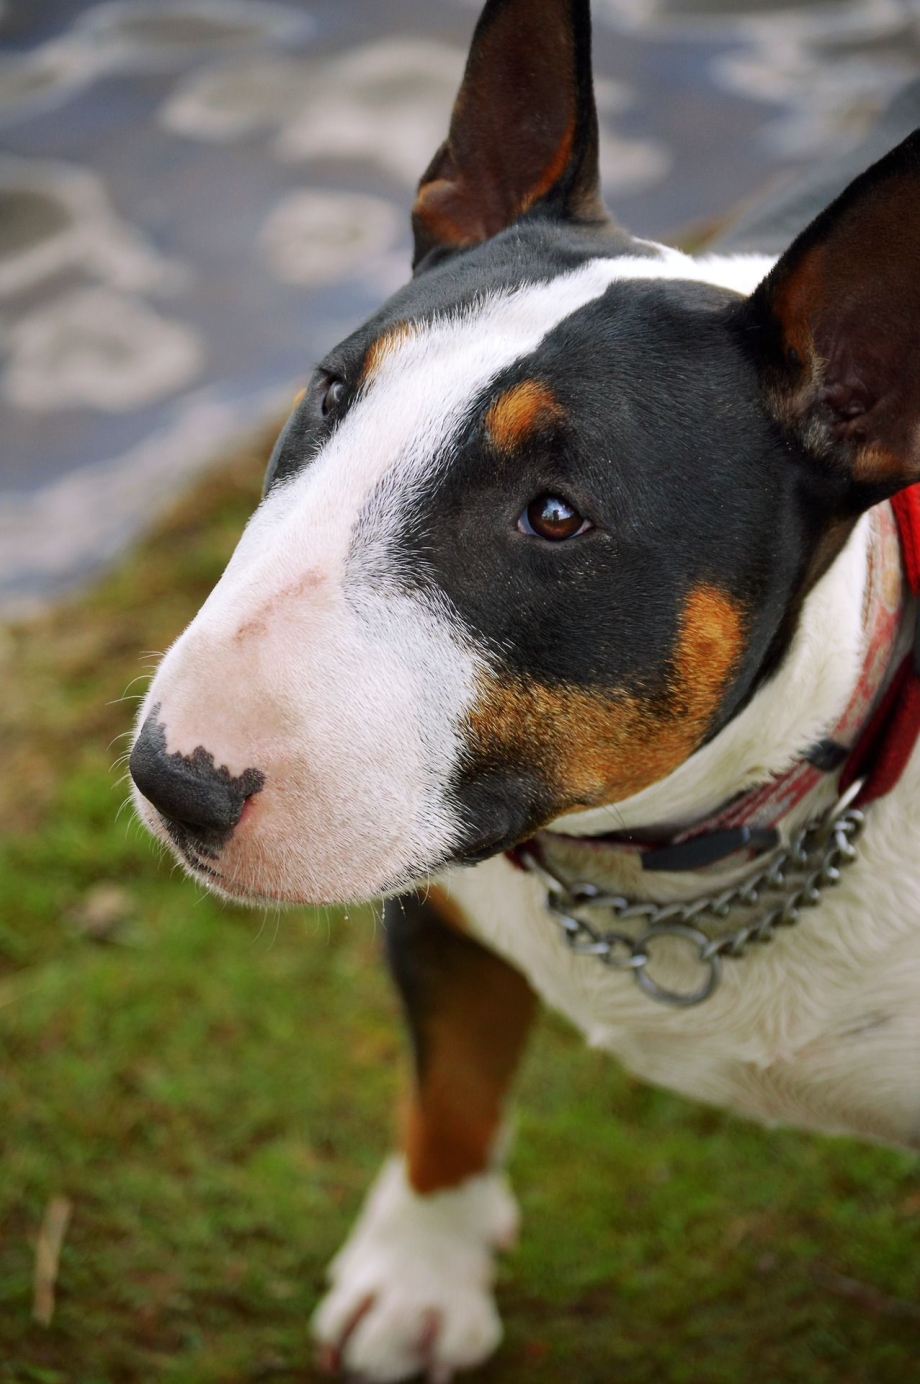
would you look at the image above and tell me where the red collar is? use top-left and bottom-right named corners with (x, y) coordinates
top-left (510, 487), bottom-right (920, 877)
top-left (842, 484), bottom-right (920, 808)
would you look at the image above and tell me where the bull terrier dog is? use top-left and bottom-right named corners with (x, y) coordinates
top-left (130, 1), bottom-right (920, 1377)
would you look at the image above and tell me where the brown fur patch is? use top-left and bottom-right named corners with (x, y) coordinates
top-left (400, 899), bottom-right (536, 1196)
top-left (424, 884), bottom-right (472, 937)
top-left (518, 113), bottom-right (576, 217)
top-left (412, 176), bottom-right (486, 256)
top-left (485, 380), bottom-right (565, 452)
top-left (412, 116), bottom-right (578, 257)
top-left (468, 583), bottom-right (745, 813)
top-left (771, 242), bottom-right (825, 370)
top-left (360, 322), bottom-right (415, 385)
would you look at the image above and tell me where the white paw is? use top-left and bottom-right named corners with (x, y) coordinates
top-left (312, 1156), bottom-right (518, 1382)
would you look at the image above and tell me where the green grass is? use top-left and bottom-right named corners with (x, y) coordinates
top-left (2, 430), bottom-right (920, 1382)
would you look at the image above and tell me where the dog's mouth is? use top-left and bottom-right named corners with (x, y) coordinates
top-left (145, 769), bottom-right (541, 907)
top-left (168, 833), bottom-right (294, 905)
top-left (153, 805), bottom-right (459, 907)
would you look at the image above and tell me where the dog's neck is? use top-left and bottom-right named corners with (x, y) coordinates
top-left (540, 505), bottom-right (910, 900)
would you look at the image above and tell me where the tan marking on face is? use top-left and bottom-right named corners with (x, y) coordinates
top-left (468, 583), bottom-right (745, 813)
top-left (292, 386), bottom-right (307, 408)
top-left (485, 380), bottom-right (564, 452)
top-left (401, 900), bottom-right (536, 1195)
top-left (360, 321), bottom-right (415, 385)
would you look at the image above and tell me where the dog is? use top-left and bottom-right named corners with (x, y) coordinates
top-left (128, 0), bottom-right (920, 1378)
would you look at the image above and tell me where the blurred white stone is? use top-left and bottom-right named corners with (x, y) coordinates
top-left (0, 157), bottom-right (185, 298)
top-left (161, 54), bottom-right (312, 141)
top-left (164, 39), bottom-right (465, 185)
top-left (260, 190), bottom-right (403, 287)
top-left (68, 0), bottom-right (312, 71)
top-left (0, 0), bottom-right (313, 129)
top-left (272, 39), bottom-right (464, 185)
top-left (713, 0), bottom-right (919, 159)
top-left (3, 287), bottom-right (204, 413)
top-left (0, 46), bottom-right (91, 125)
top-left (594, 0), bottom-right (918, 163)
top-left (599, 132), bottom-right (672, 194)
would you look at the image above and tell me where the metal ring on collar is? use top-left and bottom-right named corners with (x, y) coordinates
top-left (633, 923), bottom-right (722, 1007)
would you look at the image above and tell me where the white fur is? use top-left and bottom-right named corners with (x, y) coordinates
top-left (443, 513), bottom-right (920, 1147)
top-left (312, 1157), bottom-right (517, 1383)
top-left (133, 246), bottom-right (771, 904)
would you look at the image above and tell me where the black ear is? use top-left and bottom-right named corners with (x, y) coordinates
top-left (742, 129), bottom-right (920, 509)
top-left (412, 0), bottom-right (607, 269)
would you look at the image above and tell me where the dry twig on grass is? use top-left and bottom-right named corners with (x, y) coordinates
top-left (813, 1265), bottom-right (920, 1323)
top-left (33, 1196), bottom-right (73, 1327)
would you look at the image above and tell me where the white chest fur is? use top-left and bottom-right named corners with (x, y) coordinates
top-left (443, 517), bottom-right (920, 1150)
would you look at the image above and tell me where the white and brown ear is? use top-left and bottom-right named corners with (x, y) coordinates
top-left (411, 0), bottom-right (607, 268)
top-left (743, 129), bottom-right (920, 508)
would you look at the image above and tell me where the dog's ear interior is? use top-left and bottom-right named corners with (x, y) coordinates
top-left (412, 0), bottom-right (606, 269)
top-left (742, 129), bottom-right (920, 508)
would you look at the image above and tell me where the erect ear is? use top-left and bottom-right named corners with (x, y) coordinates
top-left (742, 129), bottom-right (920, 509)
top-left (411, 0), bottom-right (607, 269)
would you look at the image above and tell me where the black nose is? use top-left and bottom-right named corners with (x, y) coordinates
top-left (130, 709), bottom-right (265, 849)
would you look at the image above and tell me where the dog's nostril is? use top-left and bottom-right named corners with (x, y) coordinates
top-left (129, 709), bottom-right (265, 839)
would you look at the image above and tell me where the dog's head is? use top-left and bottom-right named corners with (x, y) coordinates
top-left (130, 0), bottom-right (920, 905)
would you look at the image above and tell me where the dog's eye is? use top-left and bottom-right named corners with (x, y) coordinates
top-left (518, 494), bottom-right (591, 541)
top-left (321, 377), bottom-right (346, 417)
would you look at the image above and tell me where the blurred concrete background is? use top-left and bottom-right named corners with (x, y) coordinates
top-left (1, 0), bottom-right (919, 614)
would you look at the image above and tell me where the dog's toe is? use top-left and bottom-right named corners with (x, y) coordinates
top-left (316, 1284), bottom-right (501, 1383)
top-left (312, 1157), bottom-right (513, 1382)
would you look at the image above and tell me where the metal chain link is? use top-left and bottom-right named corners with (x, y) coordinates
top-left (519, 789), bottom-right (867, 1008)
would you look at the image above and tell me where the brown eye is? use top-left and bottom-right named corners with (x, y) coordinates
top-left (321, 377), bottom-right (345, 417)
top-left (518, 494), bottom-right (590, 541)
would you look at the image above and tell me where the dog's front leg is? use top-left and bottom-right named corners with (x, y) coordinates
top-left (313, 887), bottom-right (537, 1382)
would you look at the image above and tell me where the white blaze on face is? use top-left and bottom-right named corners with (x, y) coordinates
top-left (133, 248), bottom-right (769, 904)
